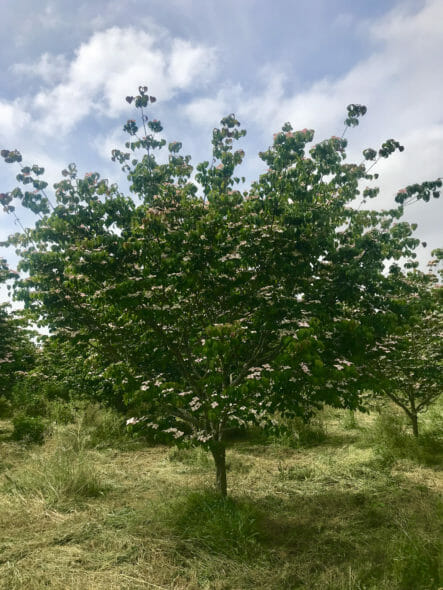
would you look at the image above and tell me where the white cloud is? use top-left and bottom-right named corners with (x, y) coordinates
top-left (11, 53), bottom-right (68, 84)
top-left (26, 27), bottom-right (216, 135)
top-left (184, 0), bottom-right (443, 147)
top-left (182, 0), bottom-right (443, 261)
top-left (2, 0), bottom-right (442, 273)
top-left (0, 100), bottom-right (31, 141)
top-left (168, 38), bottom-right (216, 89)
top-left (0, 96), bottom-right (68, 184)
top-left (184, 83), bottom-right (244, 128)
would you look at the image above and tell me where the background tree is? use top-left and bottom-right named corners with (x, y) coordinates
top-left (365, 267), bottom-right (442, 437)
top-left (8, 334), bottom-right (126, 418)
top-left (0, 257), bottom-right (35, 404)
top-left (2, 88), bottom-right (441, 495)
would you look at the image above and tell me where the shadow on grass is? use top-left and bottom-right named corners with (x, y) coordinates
top-left (318, 431), bottom-right (361, 447)
top-left (234, 418), bottom-right (442, 471)
top-left (258, 488), bottom-right (441, 589)
top-left (165, 476), bottom-right (442, 589)
top-left (356, 418), bottom-right (443, 470)
top-left (0, 421), bottom-right (13, 440)
top-left (167, 490), bottom-right (263, 560)
top-left (232, 428), bottom-right (362, 459)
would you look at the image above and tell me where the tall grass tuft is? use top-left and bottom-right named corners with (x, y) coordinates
top-left (169, 490), bottom-right (263, 559)
top-left (389, 530), bottom-right (441, 590)
top-left (270, 414), bottom-right (327, 448)
top-left (362, 410), bottom-right (443, 466)
top-left (168, 445), bottom-right (213, 469)
top-left (45, 402), bottom-right (128, 450)
top-left (4, 427), bottom-right (108, 507)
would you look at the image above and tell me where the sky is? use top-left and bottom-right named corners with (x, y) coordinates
top-left (1, 0), bottom-right (442, 304)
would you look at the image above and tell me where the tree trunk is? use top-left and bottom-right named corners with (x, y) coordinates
top-left (407, 392), bottom-right (419, 438)
top-left (410, 413), bottom-right (419, 438)
top-left (210, 441), bottom-right (227, 497)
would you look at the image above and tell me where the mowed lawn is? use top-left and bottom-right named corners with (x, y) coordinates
top-left (0, 405), bottom-right (442, 590)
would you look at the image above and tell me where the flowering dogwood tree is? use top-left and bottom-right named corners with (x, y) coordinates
top-left (2, 87), bottom-right (441, 494)
top-left (365, 266), bottom-right (442, 437)
top-left (0, 258), bottom-right (34, 399)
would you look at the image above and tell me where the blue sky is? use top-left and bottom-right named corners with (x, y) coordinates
top-left (1, 0), bottom-right (442, 303)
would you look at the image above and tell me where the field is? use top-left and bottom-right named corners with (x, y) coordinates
top-left (0, 404), bottom-right (442, 590)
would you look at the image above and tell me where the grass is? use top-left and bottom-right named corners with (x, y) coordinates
top-left (0, 402), bottom-right (442, 589)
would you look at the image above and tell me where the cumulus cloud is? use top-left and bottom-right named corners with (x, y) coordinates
top-left (182, 0), bottom-right (443, 259)
top-left (11, 53), bottom-right (68, 84)
top-left (2, 0), bottom-right (442, 268)
top-left (28, 27), bottom-right (216, 135)
top-left (184, 83), bottom-right (244, 128)
top-left (184, 0), bottom-right (443, 148)
top-left (1, 25), bottom-right (216, 257)
top-left (0, 100), bottom-right (31, 140)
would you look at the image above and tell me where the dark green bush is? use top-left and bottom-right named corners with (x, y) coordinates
top-left (11, 414), bottom-right (47, 444)
top-left (10, 378), bottom-right (51, 417)
top-left (0, 396), bottom-right (13, 418)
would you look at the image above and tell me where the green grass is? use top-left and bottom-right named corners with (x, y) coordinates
top-left (0, 402), bottom-right (442, 589)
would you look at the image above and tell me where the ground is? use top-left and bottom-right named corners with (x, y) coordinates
top-left (0, 404), bottom-right (441, 590)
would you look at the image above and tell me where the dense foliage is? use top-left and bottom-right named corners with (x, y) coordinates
top-left (0, 257), bottom-right (35, 403)
top-left (1, 87), bottom-right (441, 493)
top-left (366, 267), bottom-right (442, 436)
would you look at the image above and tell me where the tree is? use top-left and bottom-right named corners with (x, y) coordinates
top-left (0, 258), bottom-right (35, 400)
top-left (365, 267), bottom-right (442, 437)
top-left (2, 87), bottom-right (441, 494)
top-left (8, 334), bottom-right (125, 417)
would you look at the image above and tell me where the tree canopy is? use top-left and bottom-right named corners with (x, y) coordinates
top-left (0, 258), bottom-right (35, 399)
top-left (1, 87), bottom-right (441, 494)
top-left (365, 266), bottom-right (442, 436)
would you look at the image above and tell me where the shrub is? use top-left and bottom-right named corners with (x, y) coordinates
top-left (10, 378), bottom-right (52, 417)
top-left (0, 396), bottom-right (12, 418)
top-left (11, 414), bottom-right (47, 444)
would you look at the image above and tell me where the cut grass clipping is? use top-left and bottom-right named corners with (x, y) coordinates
top-left (0, 402), bottom-right (441, 589)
